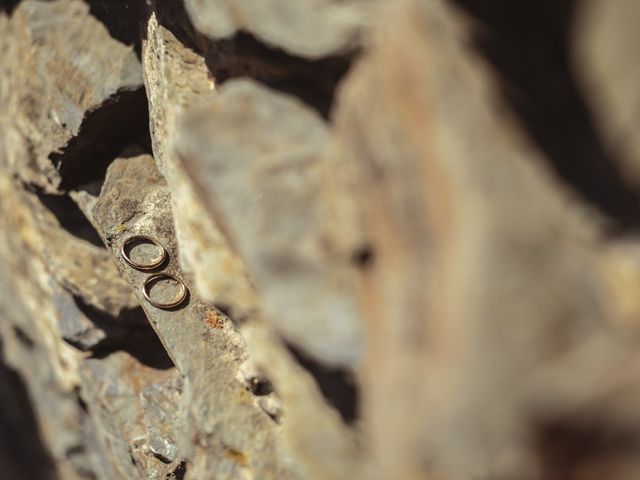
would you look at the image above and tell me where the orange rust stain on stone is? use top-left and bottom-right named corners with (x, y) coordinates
top-left (204, 310), bottom-right (224, 328)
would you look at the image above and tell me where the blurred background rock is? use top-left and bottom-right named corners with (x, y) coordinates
top-left (2, 0), bottom-right (640, 479)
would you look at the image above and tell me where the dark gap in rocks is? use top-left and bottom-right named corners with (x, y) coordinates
top-left (65, 444), bottom-right (86, 458)
top-left (62, 297), bottom-right (134, 351)
top-left (213, 303), bottom-right (231, 318)
top-left (53, 87), bottom-right (151, 191)
top-left (351, 244), bottom-right (376, 269)
top-left (75, 388), bottom-right (89, 413)
top-left (213, 303), bottom-right (252, 324)
top-left (151, 0), bottom-right (355, 119)
top-left (213, 303), bottom-right (233, 319)
top-left (84, 0), bottom-right (146, 58)
top-left (73, 295), bottom-right (148, 328)
top-left (88, 325), bottom-right (175, 370)
top-left (533, 417), bottom-right (640, 480)
top-left (149, 0), bottom-right (197, 50)
top-left (285, 342), bottom-right (359, 424)
top-left (64, 443), bottom-right (98, 480)
top-left (0, 0), bottom-right (20, 15)
top-left (451, 0), bottom-right (640, 231)
top-left (36, 191), bottom-right (104, 247)
top-left (247, 376), bottom-right (274, 397)
top-left (74, 300), bottom-right (174, 370)
top-left (169, 461), bottom-right (187, 480)
top-left (0, 341), bottom-right (57, 480)
top-left (12, 326), bottom-right (35, 349)
top-left (74, 179), bottom-right (104, 199)
top-left (69, 143), bottom-right (151, 210)
top-left (202, 32), bottom-right (354, 119)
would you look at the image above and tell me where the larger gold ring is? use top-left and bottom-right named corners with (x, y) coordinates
top-left (142, 273), bottom-right (188, 309)
top-left (121, 234), bottom-right (167, 271)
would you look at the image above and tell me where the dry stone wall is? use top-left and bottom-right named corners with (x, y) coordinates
top-left (2, 1), bottom-right (640, 479)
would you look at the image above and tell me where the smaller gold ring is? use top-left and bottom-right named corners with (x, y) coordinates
top-left (121, 235), bottom-right (167, 271)
top-left (142, 273), bottom-right (188, 309)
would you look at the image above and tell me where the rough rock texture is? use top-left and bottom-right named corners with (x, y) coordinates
top-left (79, 352), bottom-right (181, 479)
top-left (141, 13), bottom-right (362, 478)
top-left (26, 191), bottom-right (139, 319)
top-left (0, 0), bottom-right (147, 192)
top-left (0, 166), bottom-right (100, 480)
top-left (92, 154), bottom-right (299, 480)
top-left (141, 377), bottom-right (182, 464)
top-left (3, 0), bottom-right (640, 479)
top-left (142, 2), bottom-right (256, 323)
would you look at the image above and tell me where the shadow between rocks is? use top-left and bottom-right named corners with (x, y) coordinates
top-left (452, 0), bottom-right (640, 231)
top-left (285, 342), bottom-right (359, 425)
top-left (0, 341), bottom-right (57, 480)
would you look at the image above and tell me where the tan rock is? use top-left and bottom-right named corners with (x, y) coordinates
top-left (574, 0), bottom-right (640, 190)
top-left (143, 6), bottom-right (258, 322)
top-left (176, 80), bottom-right (365, 367)
top-left (184, 0), bottom-right (375, 58)
top-left (332, 0), bottom-right (640, 477)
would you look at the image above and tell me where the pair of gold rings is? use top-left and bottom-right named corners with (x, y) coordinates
top-left (121, 234), bottom-right (188, 310)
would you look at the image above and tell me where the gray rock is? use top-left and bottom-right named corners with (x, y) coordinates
top-left (141, 377), bottom-right (183, 463)
top-left (176, 80), bottom-right (365, 367)
top-left (142, 9), bottom-right (257, 323)
top-left (0, 0), bottom-right (145, 192)
top-left (22, 189), bottom-right (140, 321)
top-left (143, 13), bottom-right (363, 478)
top-left (80, 352), bottom-right (181, 479)
top-left (92, 154), bottom-right (299, 480)
top-left (50, 283), bottom-right (108, 351)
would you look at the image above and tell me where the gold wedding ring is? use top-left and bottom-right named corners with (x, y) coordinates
top-left (121, 234), bottom-right (167, 271)
top-left (142, 273), bottom-right (188, 309)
